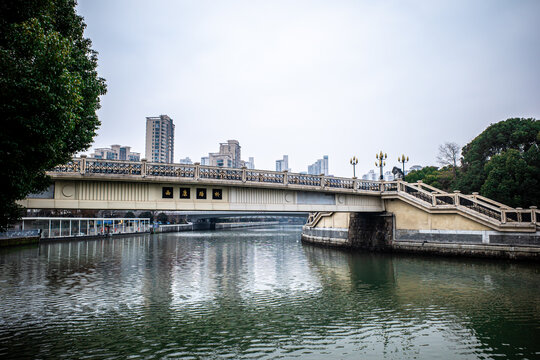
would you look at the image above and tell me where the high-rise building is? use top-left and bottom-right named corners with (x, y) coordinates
top-left (276, 155), bottom-right (289, 172)
top-left (145, 115), bottom-right (174, 163)
top-left (243, 157), bottom-right (255, 169)
top-left (362, 170), bottom-right (377, 181)
top-left (179, 157), bottom-right (193, 165)
top-left (200, 156), bottom-right (210, 165)
top-left (307, 155), bottom-right (329, 175)
top-left (91, 145), bottom-right (140, 161)
top-left (209, 140), bottom-right (241, 168)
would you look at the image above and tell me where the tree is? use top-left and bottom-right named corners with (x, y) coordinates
top-left (457, 118), bottom-right (539, 194)
top-left (0, 0), bottom-right (106, 230)
top-left (481, 147), bottom-right (540, 208)
top-left (125, 211), bottom-right (136, 218)
top-left (436, 142), bottom-right (460, 175)
top-left (157, 212), bottom-right (169, 224)
top-left (139, 211), bottom-right (154, 221)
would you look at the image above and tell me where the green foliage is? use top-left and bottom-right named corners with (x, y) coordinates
top-left (157, 212), bottom-right (168, 224)
top-left (407, 118), bottom-right (539, 208)
top-left (404, 166), bottom-right (439, 183)
top-left (457, 118), bottom-right (540, 193)
top-left (480, 147), bottom-right (540, 208)
top-left (404, 166), bottom-right (457, 192)
top-left (125, 211), bottom-right (136, 218)
top-left (139, 211), bottom-right (154, 220)
top-left (0, 0), bottom-right (106, 230)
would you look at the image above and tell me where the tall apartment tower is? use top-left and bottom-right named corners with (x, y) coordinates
top-left (276, 155), bottom-right (289, 172)
top-left (209, 140), bottom-right (241, 168)
top-left (145, 115), bottom-right (175, 163)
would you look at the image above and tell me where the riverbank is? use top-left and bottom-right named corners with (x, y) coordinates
top-left (301, 214), bottom-right (540, 261)
top-left (0, 230), bottom-right (41, 247)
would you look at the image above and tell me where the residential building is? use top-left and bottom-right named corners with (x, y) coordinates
top-left (384, 171), bottom-right (394, 181)
top-left (209, 140), bottom-right (241, 168)
top-left (276, 155), bottom-right (290, 172)
top-left (91, 145), bottom-right (140, 161)
top-left (243, 157), bottom-right (255, 169)
top-left (145, 115), bottom-right (174, 163)
top-left (362, 170), bottom-right (377, 181)
top-left (307, 155), bottom-right (329, 175)
top-left (179, 157), bottom-right (193, 165)
top-left (200, 157), bottom-right (210, 166)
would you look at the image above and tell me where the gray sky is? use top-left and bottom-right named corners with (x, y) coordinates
top-left (77, 0), bottom-right (540, 177)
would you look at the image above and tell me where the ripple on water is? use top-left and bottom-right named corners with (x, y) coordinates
top-left (0, 228), bottom-right (539, 359)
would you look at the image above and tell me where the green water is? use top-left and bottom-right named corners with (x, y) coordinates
top-left (0, 226), bottom-right (539, 359)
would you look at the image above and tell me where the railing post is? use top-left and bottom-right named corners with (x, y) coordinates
top-left (501, 209), bottom-right (506, 224)
top-left (352, 177), bottom-right (357, 192)
top-left (320, 174), bottom-right (325, 189)
top-left (194, 162), bottom-right (200, 180)
top-left (242, 166), bottom-right (247, 183)
top-left (141, 158), bottom-right (147, 177)
top-left (530, 206), bottom-right (537, 224)
top-left (283, 170), bottom-right (288, 185)
top-left (79, 155), bottom-right (87, 175)
top-left (516, 208), bottom-right (523, 222)
top-left (453, 190), bottom-right (460, 206)
top-left (432, 194), bottom-right (437, 207)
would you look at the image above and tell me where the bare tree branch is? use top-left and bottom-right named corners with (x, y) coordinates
top-left (437, 142), bottom-right (460, 168)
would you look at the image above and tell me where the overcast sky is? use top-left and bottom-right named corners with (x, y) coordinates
top-left (77, 0), bottom-right (540, 177)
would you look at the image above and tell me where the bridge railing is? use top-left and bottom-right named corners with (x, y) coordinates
top-left (48, 158), bottom-right (538, 228)
top-left (86, 158), bottom-right (143, 175)
top-left (391, 180), bottom-right (540, 227)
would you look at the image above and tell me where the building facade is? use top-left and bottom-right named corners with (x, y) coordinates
top-left (179, 157), bottom-right (193, 165)
top-left (362, 169), bottom-right (377, 181)
top-left (91, 145), bottom-right (140, 161)
top-left (307, 155), bottom-right (329, 175)
top-left (276, 155), bottom-right (289, 172)
top-left (209, 140), bottom-right (241, 168)
top-left (242, 157), bottom-right (255, 169)
top-left (145, 115), bottom-right (175, 163)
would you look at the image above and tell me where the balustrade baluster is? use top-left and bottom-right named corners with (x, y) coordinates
top-left (194, 162), bottom-right (200, 180)
top-left (141, 159), bottom-right (147, 177)
top-left (80, 155), bottom-right (87, 175)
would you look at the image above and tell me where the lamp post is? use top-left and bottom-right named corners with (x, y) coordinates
top-left (397, 154), bottom-right (409, 178)
top-left (375, 151), bottom-right (387, 180)
top-left (350, 156), bottom-right (358, 178)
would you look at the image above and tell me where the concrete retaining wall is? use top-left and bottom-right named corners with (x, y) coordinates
top-left (301, 212), bottom-right (540, 261)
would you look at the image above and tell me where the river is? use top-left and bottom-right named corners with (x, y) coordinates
top-left (0, 226), bottom-right (539, 359)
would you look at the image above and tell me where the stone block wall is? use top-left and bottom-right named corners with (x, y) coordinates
top-left (348, 212), bottom-right (393, 251)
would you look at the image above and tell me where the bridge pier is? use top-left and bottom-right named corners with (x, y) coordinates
top-left (302, 210), bottom-right (540, 260)
top-left (301, 212), bottom-right (393, 251)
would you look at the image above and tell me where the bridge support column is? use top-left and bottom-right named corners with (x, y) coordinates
top-left (301, 212), bottom-right (393, 251)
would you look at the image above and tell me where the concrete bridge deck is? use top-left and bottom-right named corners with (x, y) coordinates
top-left (19, 157), bottom-right (539, 233)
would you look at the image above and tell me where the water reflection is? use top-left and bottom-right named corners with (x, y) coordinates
top-left (0, 226), bottom-right (539, 359)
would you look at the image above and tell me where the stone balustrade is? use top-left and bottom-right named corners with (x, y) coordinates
top-left (50, 157), bottom-right (538, 229)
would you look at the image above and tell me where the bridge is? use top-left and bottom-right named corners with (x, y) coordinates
top-left (19, 156), bottom-right (539, 238)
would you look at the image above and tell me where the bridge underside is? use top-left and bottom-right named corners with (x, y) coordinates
top-left (20, 180), bottom-right (384, 213)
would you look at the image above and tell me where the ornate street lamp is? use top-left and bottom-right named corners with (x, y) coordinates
top-left (350, 156), bottom-right (358, 178)
top-left (375, 151), bottom-right (387, 180)
top-left (398, 154), bottom-right (409, 178)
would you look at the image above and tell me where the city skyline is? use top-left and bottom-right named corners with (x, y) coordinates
top-left (78, 0), bottom-right (540, 176)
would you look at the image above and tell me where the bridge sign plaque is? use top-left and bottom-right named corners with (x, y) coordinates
top-left (180, 188), bottom-right (190, 199)
top-left (196, 188), bottom-right (207, 199)
top-left (162, 187), bottom-right (173, 199)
